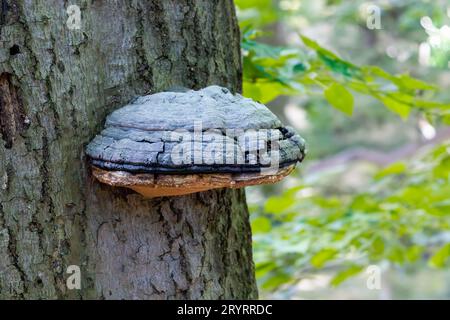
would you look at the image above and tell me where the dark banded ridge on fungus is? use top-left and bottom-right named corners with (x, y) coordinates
top-left (86, 85), bottom-right (306, 197)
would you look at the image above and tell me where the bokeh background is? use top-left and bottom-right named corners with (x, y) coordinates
top-left (235, 0), bottom-right (450, 299)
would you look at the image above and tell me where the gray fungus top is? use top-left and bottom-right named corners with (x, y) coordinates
top-left (86, 85), bottom-right (306, 173)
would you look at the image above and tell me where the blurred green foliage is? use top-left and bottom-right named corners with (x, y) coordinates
top-left (236, 0), bottom-right (450, 294)
top-left (252, 142), bottom-right (450, 290)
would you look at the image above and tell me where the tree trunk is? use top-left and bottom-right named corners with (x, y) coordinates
top-left (0, 0), bottom-right (258, 299)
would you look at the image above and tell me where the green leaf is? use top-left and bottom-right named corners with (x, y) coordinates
top-left (261, 271), bottom-right (292, 290)
top-left (251, 216), bottom-right (272, 234)
top-left (330, 265), bottom-right (364, 286)
top-left (387, 246), bottom-right (406, 265)
top-left (255, 261), bottom-right (277, 278)
top-left (310, 248), bottom-right (338, 268)
top-left (370, 237), bottom-right (385, 256)
top-left (243, 81), bottom-right (293, 103)
top-left (375, 162), bottom-right (407, 179)
top-left (406, 246), bottom-right (423, 263)
top-left (300, 35), bottom-right (340, 60)
top-left (431, 200), bottom-right (450, 215)
top-left (264, 196), bottom-right (295, 213)
top-left (397, 74), bottom-right (436, 91)
top-left (362, 66), bottom-right (396, 82)
top-left (293, 62), bottom-right (307, 73)
top-left (429, 243), bottom-right (450, 268)
top-left (300, 35), bottom-right (322, 51)
top-left (324, 83), bottom-right (354, 116)
top-left (381, 96), bottom-right (410, 119)
top-left (443, 115), bottom-right (450, 125)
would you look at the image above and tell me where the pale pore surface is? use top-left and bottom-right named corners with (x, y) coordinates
top-left (92, 165), bottom-right (295, 198)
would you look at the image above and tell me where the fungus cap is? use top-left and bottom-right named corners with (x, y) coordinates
top-left (86, 85), bottom-right (306, 197)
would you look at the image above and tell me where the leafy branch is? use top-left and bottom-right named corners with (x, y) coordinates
top-left (242, 29), bottom-right (450, 121)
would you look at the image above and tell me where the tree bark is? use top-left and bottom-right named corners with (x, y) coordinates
top-left (0, 0), bottom-right (257, 299)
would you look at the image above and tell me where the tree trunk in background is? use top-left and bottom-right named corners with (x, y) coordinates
top-left (0, 0), bottom-right (257, 299)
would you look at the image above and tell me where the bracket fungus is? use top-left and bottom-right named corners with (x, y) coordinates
top-left (86, 86), bottom-right (306, 198)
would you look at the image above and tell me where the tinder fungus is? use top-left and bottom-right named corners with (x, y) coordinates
top-left (86, 86), bottom-right (306, 197)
